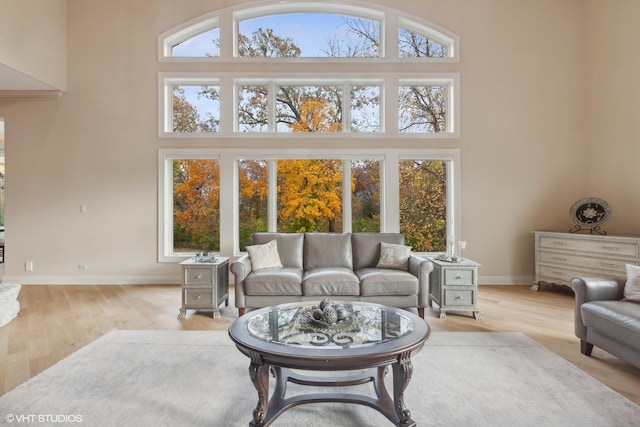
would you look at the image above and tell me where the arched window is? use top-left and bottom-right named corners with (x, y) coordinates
top-left (157, 2), bottom-right (462, 260)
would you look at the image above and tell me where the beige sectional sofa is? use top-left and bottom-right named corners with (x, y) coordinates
top-left (571, 277), bottom-right (640, 369)
top-left (230, 232), bottom-right (433, 318)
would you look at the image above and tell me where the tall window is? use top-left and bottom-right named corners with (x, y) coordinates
top-left (237, 158), bottom-right (383, 251)
top-left (157, 3), bottom-right (462, 259)
top-left (399, 160), bottom-right (447, 252)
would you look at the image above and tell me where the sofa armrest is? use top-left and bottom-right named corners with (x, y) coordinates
top-left (408, 255), bottom-right (434, 308)
top-left (230, 254), bottom-right (252, 309)
top-left (570, 277), bottom-right (625, 339)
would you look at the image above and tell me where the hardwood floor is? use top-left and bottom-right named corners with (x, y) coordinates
top-left (1, 284), bottom-right (638, 404)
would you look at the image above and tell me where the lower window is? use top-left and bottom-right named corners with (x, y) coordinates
top-left (159, 150), bottom-right (457, 259)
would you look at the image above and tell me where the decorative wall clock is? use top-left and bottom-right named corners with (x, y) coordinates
top-left (569, 197), bottom-right (611, 235)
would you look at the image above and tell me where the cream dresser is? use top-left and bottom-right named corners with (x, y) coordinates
top-left (532, 231), bottom-right (640, 291)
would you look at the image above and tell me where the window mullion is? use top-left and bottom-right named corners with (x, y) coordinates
top-left (268, 82), bottom-right (276, 132)
top-left (342, 160), bottom-right (352, 232)
top-left (267, 159), bottom-right (278, 231)
top-left (219, 11), bottom-right (234, 58)
top-left (343, 83), bottom-right (351, 133)
top-left (385, 78), bottom-right (399, 133)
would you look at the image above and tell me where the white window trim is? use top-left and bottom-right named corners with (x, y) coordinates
top-left (158, 148), bottom-right (460, 261)
top-left (158, 1), bottom-right (460, 63)
top-left (157, 149), bottom-right (222, 262)
top-left (159, 72), bottom-right (460, 138)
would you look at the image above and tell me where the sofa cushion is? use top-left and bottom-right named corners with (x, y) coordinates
top-left (304, 233), bottom-right (353, 270)
top-left (357, 268), bottom-right (419, 296)
top-left (581, 300), bottom-right (640, 352)
top-left (302, 268), bottom-right (360, 296)
top-left (376, 242), bottom-right (411, 271)
top-left (352, 233), bottom-right (406, 270)
top-left (243, 267), bottom-right (303, 296)
top-left (252, 233), bottom-right (304, 270)
top-left (624, 264), bottom-right (640, 302)
top-left (246, 239), bottom-right (283, 270)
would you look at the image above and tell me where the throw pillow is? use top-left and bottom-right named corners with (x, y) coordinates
top-left (624, 263), bottom-right (640, 302)
top-left (246, 239), bottom-right (283, 270)
top-left (376, 242), bottom-right (411, 270)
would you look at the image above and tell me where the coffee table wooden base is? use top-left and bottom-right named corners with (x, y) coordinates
top-left (248, 352), bottom-right (416, 427)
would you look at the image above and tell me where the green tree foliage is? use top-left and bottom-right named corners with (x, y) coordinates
top-left (399, 160), bottom-right (446, 252)
top-left (352, 160), bottom-right (380, 232)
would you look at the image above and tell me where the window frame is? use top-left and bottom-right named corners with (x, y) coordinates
top-left (157, 2), bottom-right (463, 262)
top-left (158, 149), bottom-right (222, 262)
top-left (158, 148), bottom-right (460, 261)
top-left (159, 73), bottom-right (460, 138)
top-left (158, 2), bottom-right (460, 63)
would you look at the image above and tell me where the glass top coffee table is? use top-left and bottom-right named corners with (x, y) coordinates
top-left (228, 301), bottom-right (430, 427)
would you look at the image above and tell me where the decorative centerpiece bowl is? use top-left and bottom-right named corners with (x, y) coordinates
top-left (300, 299), bottom-right (355, 328)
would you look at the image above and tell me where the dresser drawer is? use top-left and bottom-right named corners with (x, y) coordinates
top-left (185, 289), bottom-right (213, 305)
top-left (184, 268), bottom-right (213, 286)
top-left (538, 236), bottom-right (639, 258)
top-left (538, 264), bottom-right (626, 286)
top-left (538, 251), bottom-right (631, 275)
top-left (444, 289), bottom-right (474, 307)
top-left (444, 269), bottom-right (474, 286)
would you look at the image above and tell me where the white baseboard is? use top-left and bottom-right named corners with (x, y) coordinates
top-left (1, 275), bottom-right (182, 285)
top-left (478, 275), bottom-right (534, 285)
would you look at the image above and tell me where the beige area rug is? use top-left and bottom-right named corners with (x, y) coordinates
top-left (0, 330), bottom-right (638, 427)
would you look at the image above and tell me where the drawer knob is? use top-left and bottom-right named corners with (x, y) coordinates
top-left (195, 274), bottom-right (203, 279)
top-left (196, 295), bottom-right (201, 299)
top-left (601, 246), bottom-right (619, 251)
top-left (455, 276), bottom-right (462, 280)
top-left (454, 295), bottom-right (462, 300)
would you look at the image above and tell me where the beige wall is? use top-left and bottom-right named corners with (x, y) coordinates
top-left (0, 0), bottom-right (67, 91)
top-left (0, 0), bottom-right (635, 285)
top-left (584, 0), bottom-right (640, 235)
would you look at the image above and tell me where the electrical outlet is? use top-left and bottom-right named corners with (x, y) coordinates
top-left (78, 264), bottom-right (88, 271)
top-left (25, 261), bottom-right (34, 272)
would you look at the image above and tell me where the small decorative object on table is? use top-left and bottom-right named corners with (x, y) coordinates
top-left (458, 240), bottom-right (467, 261)
top-left (569, 197), bottom-right (611, 235)
top-left (300, 298), bottom-right (355, 328)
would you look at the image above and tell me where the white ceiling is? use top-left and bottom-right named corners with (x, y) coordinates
top-left (0, 63), bottom-right (57, 91)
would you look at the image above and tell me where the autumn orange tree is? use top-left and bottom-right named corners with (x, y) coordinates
top-left (238, 160), bottom-right (268, 248)
top-left (276, 159), bottom-right (343, 233)
top-left (173, 160), bottom-right (221, 251)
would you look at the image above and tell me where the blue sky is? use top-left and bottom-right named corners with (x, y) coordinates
top-left (240, 13), bottom-right (362, 56)
top-left (172, 13), bottom-right (377, 57)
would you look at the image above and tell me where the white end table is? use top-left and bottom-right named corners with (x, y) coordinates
top-left (428, 257), bottom-right (481, 319)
